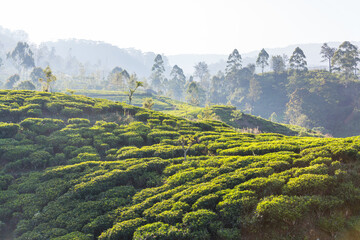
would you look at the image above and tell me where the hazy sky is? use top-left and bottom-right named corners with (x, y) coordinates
top-left (1, 0), bottom-right (359, 55)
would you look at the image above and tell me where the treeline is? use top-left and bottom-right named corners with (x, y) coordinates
top-left (2, 41), bottom-right (360, 136)
top-left (104, 41), bottom-right (360, 137)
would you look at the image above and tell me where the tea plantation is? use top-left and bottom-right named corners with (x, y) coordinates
top-left (1, 90), bottom-right (360, 239)
top-left (74, 90), bottom-right (318, 137)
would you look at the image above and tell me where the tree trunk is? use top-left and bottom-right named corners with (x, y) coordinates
top-left (184, 149), bottom-right (188, 161)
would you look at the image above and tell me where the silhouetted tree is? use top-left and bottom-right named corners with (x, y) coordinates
top-left (225, 49), bottom-right (242, 76)
top-left (169, 65), bottom-right (186, 100)
top-left (320, 43), bottom-right (336, 73)
top-left (256, 48), bottom-right (269, 74)
top-left (289, 47), bottom-right (307, 72)
top-left (270, 55), bottom-right (286, 74)
top-left (332, 41), bottom-right (360, 75)
top-left (7, 42), bottom-right (35, 78)
top-left (150, 54), bottom-right (165, 92)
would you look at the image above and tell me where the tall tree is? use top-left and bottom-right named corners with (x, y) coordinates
top-left (150, 54), bottom-right (165, 92)
top-left (193, 62), bottom-right (209, 82)
top-left (7, 42), bottom-right (35, 78)
top-left (224, 49), bottom-right (243, 95)
top-left (225, 49), bottom-right (242, 76)
top-left (169, 65), bottom-right (186, 100)
top-left (289, 47), bottom-right (307, 72)
top-left (209, 71), bottom-right (227, 104)
top-left (270, 55), bottom-right (286, 74)
top-left (256, 48), bottom-right (269, 74)
top-left (332, 41), bottom-right (360, 75)
top-left (193, 62), bottom-right (210, 100)
top-left (320, 43), bottom-right (336, 73)
top-left (247, 77), bottom-right (262, 112)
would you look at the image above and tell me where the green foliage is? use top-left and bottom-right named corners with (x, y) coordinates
top-left (183, 209), bottom-right (217, 231)
top-left (283, 174), bottom-right (334, 195)
top-left (99, 218), bottom-right (146, 240)
top-left (255, 195), bottom-right (310, 225)
top-left (133, 222), bottom-right (187, 240)
top-left (61, 107), bottom-right (83, 117)
top-left (0, 122), bottom-right (19, 138)
top-left (1, 90), bottom-right (360, 240)
top-left (20, 118), bottom-right (65, 135)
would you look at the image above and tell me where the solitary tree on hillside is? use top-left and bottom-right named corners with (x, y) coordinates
top-left (270, 55), bottom-right (286, 74)
top-left (332, 41), bottom-right (360, 76)
top-left (150, 54), bottom-right (165, 92)
top-left (225, 49), bottom-right (242, 76)
top-left (39, 66), bottom-right (57, 92)
top-left (256, 48), bottom-right (269, 74)
top-left (289, 47), bottom-right (307, 72)
top-left (320, 43), bottom-right (336, 73)
top-left (128, 78), bottom-right (143, 104)
top-left (178, 135), bottom-right (197, 161)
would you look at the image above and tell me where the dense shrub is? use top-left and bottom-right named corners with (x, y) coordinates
top-left (20, 118), bottom-right (65, 135)
top-left (61, 107), bottom-right (83, 118)
top-left (133, 222), bottom-right (187, 240)
top-left (98, 218), bottom-right (146, 240)
top-left (182, 209), bottom-right (217, 231)
top-left (0, 123), bottom-right (19, 138)
top-left (283, 174), bottom-right (334, 195)
top-left (255, 195), bottom-right (310, 225)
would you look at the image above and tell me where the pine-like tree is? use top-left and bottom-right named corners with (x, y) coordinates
top-left (289, 47), bottom-right (307, 72)
top-left (225, 49), bottom-right (242, 76)
top-left (169, 65), bottom-right (186, 100)
top-left (256, 48), bottom-right (269, 74)
top-left (320, 43), bottom-right (336, 73)
top-left (332, 41), bottom-right (360, 75)
top-left (150, 54), bottom-right (165, 92)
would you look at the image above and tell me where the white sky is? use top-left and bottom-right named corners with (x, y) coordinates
top-left (0, 0), bottom-right (359, 55)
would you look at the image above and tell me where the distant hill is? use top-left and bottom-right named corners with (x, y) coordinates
top-left (42, 39), bottom-right (172, 77)
top-left (1, 25), bottom-right (359, 76)
top-left (167, 42), bottom-right (360, 74)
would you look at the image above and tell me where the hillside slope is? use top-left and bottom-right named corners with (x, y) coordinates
top-left (0, 91), bottom-right (360, 239)
top-left (74, 90), bottom-right (319, 137)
